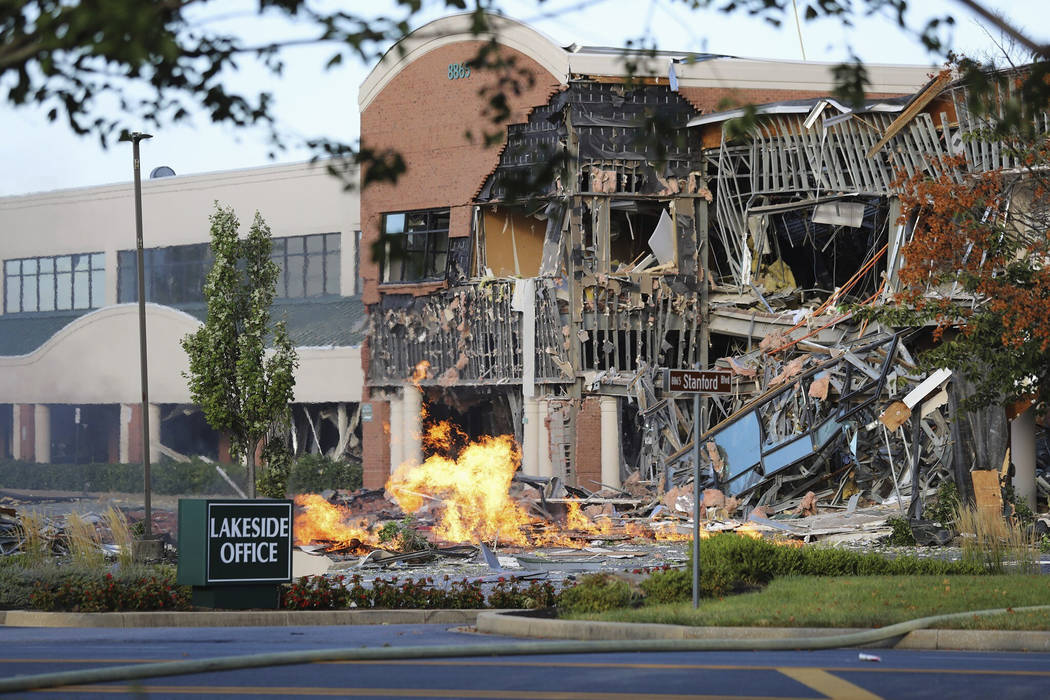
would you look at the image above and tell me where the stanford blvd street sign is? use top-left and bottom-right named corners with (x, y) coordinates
top-left (664, 369), bottom-right (733, 394)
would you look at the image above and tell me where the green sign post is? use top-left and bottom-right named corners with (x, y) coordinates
top-left (177, 499), bottom-right (293, 609)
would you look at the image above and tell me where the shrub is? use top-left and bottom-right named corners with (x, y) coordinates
top-left (281, 574), bottom-right (354, 609)
top-left (887, 516), bottom-right (917, 546)
top-left (640, 568), bottom-right (691, 604)
top-left (924, 480), bottom-right (961, 529)
top-left (0, 458), bottom-right (240, 496)
top-left (27, 565), bottom-right (189, 612)
top-left (377, 516), bottom-right (429, 553)
top-left (286, 454), bottom-right (363, 494)
top-left (487, 579), bottom-right (559, 609)
top-left (557, 574), bottom-right (632, 613)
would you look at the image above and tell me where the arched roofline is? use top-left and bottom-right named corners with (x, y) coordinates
top-left (0, 304), bottom-right (200, 364)
top-left (358, 12), bottom-right (568, 111)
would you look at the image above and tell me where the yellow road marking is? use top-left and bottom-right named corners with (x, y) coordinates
top-left (778, 668), bottom-right (882, 700)
top-left (4, 658), bottom-right (1050, 678)
top-left (39, 685), bottom-right (794, 699)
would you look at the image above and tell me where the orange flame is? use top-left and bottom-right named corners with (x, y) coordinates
top-left (293, 493), bottom-right (380, 553)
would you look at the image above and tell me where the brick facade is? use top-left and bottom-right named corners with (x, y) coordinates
top-left (359, 41), bottom-right (561, 307)
top-left (574, 397), bottom-right (602, 491)
top-left (362, 399), bottom-right (391, 489)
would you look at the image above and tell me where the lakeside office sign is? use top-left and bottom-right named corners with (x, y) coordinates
top-left (206, 501), bottom-right (292, 584)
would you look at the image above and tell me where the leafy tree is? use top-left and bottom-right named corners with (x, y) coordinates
top-left (882, 110), bottom-right (1050, 414)
top-left (3, 0), bottom-right (1047, 183)
top-left (182, 204), bottom-right (298, 498)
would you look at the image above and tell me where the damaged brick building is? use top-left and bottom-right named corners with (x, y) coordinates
top-left (357, 12), bottom-right (934, 495)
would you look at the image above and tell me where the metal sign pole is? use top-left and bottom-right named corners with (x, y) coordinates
top-left (692, 391), bottom-right (700, 609)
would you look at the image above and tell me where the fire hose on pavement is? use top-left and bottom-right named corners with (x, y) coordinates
top-left (1, 605), bottom-right (1047, 694)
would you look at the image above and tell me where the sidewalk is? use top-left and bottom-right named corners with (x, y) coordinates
top-left (3, 608), bottom-right (1048, 652)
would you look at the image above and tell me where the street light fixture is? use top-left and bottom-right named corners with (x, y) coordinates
top-left (119, 131), bottom-right (155, 545)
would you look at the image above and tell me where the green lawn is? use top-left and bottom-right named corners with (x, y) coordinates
top-left (569, 575), bottom-right (1050, 630)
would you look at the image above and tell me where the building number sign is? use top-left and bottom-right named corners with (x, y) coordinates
top-left (448, 62), bottom-right (471, 80)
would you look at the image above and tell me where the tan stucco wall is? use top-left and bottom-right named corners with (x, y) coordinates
top-left (0, 305), bottom-right (362, 405)
top-left (0, 160), bottom-right (362, 308)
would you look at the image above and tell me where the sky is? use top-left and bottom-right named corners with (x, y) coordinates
top-left (0, 0), bottom-right (1045, 197)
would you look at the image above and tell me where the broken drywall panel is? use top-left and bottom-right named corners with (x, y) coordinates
top-left (647, 208), bottom-right (675, 265)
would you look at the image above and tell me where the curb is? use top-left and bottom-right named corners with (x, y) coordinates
top-left (474, 611), bottom-right (1050, 652)
top-left (2, 609), bottom-right (495, 628)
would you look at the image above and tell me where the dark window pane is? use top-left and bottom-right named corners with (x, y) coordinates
top-left (56, 272), bottom-right (72, 310)
top-left (306, 235), bottom-right (323, 254)
top-left (23, 277), bottom-right (37, 312)
top-left (406, 213), bottom-right (427, 232)
top-left (286, 237), bottom-right (304, 255)
top-left (325, 251), bottom-right (340, 294)
top-left (90, 270), bottom-right (104, 308)
top-left (432, 211), bottom-right (450, 231)
top-left (73, 271), bottom-right (90, 309)
top-left (5, 277), bottom-right (19, 312)
top-left (326, 233), bottom-right (340, 252)
top-left (305, 256), bottom-right (324, 296)
top-left (117, 252), bottom-right (136, 303)
top-left (428, 253), bottom-right (447, 278)
top-left (288, 256), bottom-right (305, 297)
top-left (39, 273), bottom-right (55, 311)
top-left (271, 238), bottom-right (285, 255)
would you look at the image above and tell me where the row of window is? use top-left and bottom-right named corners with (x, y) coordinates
top-left (4, 213), bottom-right (455, 314)
top-left (4, 233), bottom-right (344, 314)
top-left (4, 253), bottom-right (105, 314)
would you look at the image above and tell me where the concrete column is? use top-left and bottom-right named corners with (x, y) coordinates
top-left (1011, 408), bottom-right (1037, 511)
top-left (148, 403), bottom-right (161, 464)
top-left (389, 392), bottom-right (404, 473)
top-left (537, 399), bottom-right (553, 478)
top-left (119, 404), bottom-right (133, 463)
top-left (12, 405), bottom-right (24, 461)
top-left (599, 396), bottom-right (621, 490)
top-left (522, 397), bottom-right (540, 475)
top-left (402, 385), bottom-right (423, 469)
top-left (33, 404), bottom-right (50, 464)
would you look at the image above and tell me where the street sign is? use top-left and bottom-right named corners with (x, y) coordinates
top-left (665, 369), bottom-right (733, 394)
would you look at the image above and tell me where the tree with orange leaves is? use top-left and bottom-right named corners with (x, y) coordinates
top-left (883, 137), bottom-right (1050, 412)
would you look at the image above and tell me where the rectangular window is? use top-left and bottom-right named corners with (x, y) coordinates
top-left (118, 243), bottom-right (212, 304)
top-left (381, 209), bottom-right (450, 283)
top-left (2, 253), bottom-right (104, 314)
top-left (270, 232), bottom-right (340, 298)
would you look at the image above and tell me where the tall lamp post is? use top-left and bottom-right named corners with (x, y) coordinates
top-left (120, 131), bottom-right (154, 543)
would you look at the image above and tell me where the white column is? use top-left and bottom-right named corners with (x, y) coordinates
top-left (600, 396), bottom-right (621, 490)
top-left (119, 404), bottom-right (132, 463)
top-left (148, 403), bottom-right (161, 465)
top-left (521, 397), bottom-right (539, 475)
top-left (403, 384), bottom-right (423, 469)
top-left (389, 392), bottom-right (404, 473)
top-left (11, 406), bottom-right (22, 461)
top-left (1011, 408), bottom-right (1037, 511)
top-left (537, 399), bottom-right (553, 478)
top-left (33, 404), bottom-right (50, 464)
